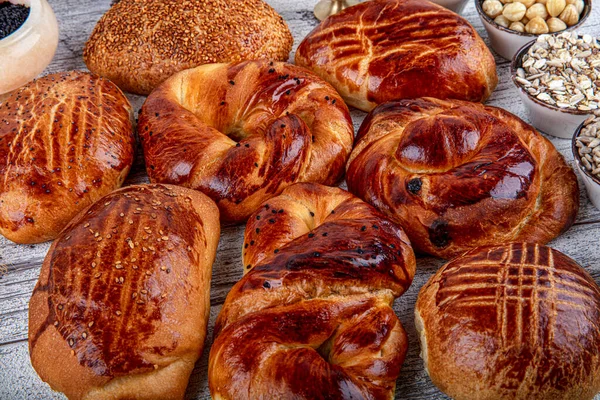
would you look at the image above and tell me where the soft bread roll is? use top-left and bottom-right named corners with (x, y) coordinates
top-left (416, 243), bottom-right (600, 400)
top-left (0, 71), bottom-right (134, 244)
top-left (138, 61), bottom-right (354, 223)
top-left (346, 98), bottom-right (579, 259)
top-left (295, 0), bottom-right (498, 112)
top-left (209, 183), bottom-right (416, 399)
top-left (28, 184), bottom-right (220, 400)
top-left (83, 0), bottom-right (293, 95)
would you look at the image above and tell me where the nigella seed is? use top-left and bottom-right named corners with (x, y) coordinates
top-left (407, 178), bottom-right (422, 195)
top-left (254, 163), bottom-right (259, 167)
top-left (268, 68), bottom-right (275, 73)
top-left (286, 90), bottom-right (291, 95)
top-left (229, 80), bottom-right (235, 85)
top-left (256, 215), bottom-right (261, 220)
top-left (250, 240), bottom-right (255, 245)
top-left (255, 228), bottom-right (260, 234)
top-left (274, 249), bottom-right (279, 253)
top-left (308, 233), bottom-right (315, 238)
top-left (236, 143), bottom-right (241, 147)
top-left (268, 219), bottom-right (275, 223)
top-left (313, 252), bottom-right (321, 257)
top-left (357, 248), bottom-right (364, 254)
top-left (361, 226), bottom-right (366, 231)
top-left (245, 144), bottom-right (250, 148)
top-left (322, 232), bottom-right (328, 237)
top-left (263, 281), bottom-right (271, 288)
top-left (325, 96), bottom-right (330, 101)
top-left (281, 124), bottom-right (286, 128)
top-left (245, 243), bottom-right (249, 249)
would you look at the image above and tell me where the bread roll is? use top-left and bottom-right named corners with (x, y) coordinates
top-left (295, 0), bottom-right (498, 112)
top-left (346, 98), bottom-right (579, 259)
top-left (28, 184), bottom-right (220, 400)
top-left (0, 71), bottom-right (134, 244)
top-left (83, 0), bottom-right (293, 95)
top-left (138, 61), bottom-right (354, 223)
top-left (416, 243), bottom-right (600, 400)
top-left (210, 183), bottom-right (416, 399)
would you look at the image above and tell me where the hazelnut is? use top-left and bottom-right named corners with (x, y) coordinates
top-left (515, 0), bottom-right (536, 7)
top-left (503, 2), bottom-right (527, 21)
top-left (525, 16), bottom-right (550, 33)
top-left (546, 0), bottom-right (566, 17)
top-left (521, 16), bottom-right (530, 24)
top-left (483, 0), bottom-right (504, 18)
top-left (546, 16), bottom-right (568, 31)
top-left (536, 0), bottom-right (548, 4)
top-left (526, 3), bottom-right (549, 19)
top-left (509, 21), bottom-right (526, 31)
top-left (566, 0), bottom-right (584, 14)
top-left (494, 14), bottom-right (511, 27)
top-left (499, 0), bottom-right (514, 3)
top-left (559, 3), bottom-right (580, 25)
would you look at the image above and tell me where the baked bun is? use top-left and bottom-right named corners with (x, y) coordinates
top-left (209, 183), bottom-right (416, 399)
top-left (416, 243), bottom-right (600, 400)
top-left (138, 61), bottom-right (354, 223)
top-left (29, 184), bottom-right (220, 400)
top-left (346, 98), bottom-right (579, 259)
top-left (83, 0), bottom-right (293, 95)
top-left (0, 71), bottom-right (134, 244)
top-left (295, 0), bottom-right (498, 112)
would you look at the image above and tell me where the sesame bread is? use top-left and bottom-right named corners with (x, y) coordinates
top-left (28, 184), bottom-right (220, 400)
top-left (83, 0), bottom-right (294, 95)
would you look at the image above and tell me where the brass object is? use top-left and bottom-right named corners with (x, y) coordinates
top-left (314, 0), bottom-right (360, 21)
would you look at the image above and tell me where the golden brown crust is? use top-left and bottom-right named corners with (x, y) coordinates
top-left (295, 0), bottom-right (498, 112)
top-left (346, 97), bottom-right (579, 259)
top-left (209, 183), bottom-right (416, 399)
top-left (0, 71), bottom-right (135, 244)
top-left (416, 243), bottom-right (600, 400)
top-left (83, 0), bottom-right (293, 95)
top-left (28, 184), bottom-right (220, 400)
top-left (138, 61), bottom-right (354, 223)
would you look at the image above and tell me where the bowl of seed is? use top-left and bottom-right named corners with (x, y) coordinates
top-left (476, 0), bottom-right (591, 60)
top-left (0, 0), bottom-right (59, 101)
top-left (573, 112), bottom-right (600, 210)
top-left (511, 32), bottom-right (600, 139)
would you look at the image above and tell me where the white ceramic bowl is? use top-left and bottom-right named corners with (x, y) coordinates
top-left (429, 0), bottom-right (469, 14)
top-left (475, 0), bottom-right (591, 60)
top-left (573, 122), bottom-right (600, 210)
top-left (511, 40), bottom-right (591, 139)
top-left (0, 0), bottom-right (59, 101)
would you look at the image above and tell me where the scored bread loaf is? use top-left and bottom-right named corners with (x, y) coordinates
top-left (29, 184), bottom-right (220, 400)
top-left (346, 97), bottom-right (579, 259)
top-left (296, 0), bottom-right (498, 111)
top-left (83, 0), bottom-right (293, 95)
top-left (209, 183), bottom-right (416, 399)
top-left (138, 61), bottom-right (354, 223)
top-left (0, 71), bottom-right (134, 244)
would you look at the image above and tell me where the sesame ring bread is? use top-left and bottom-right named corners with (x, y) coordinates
top-left (83, 0), bottom-right (293, 95)
top-left (416, 243), bottom-right (600, 400)
top-left (0, 71), bottom-right (134, 244)
top-left (209, 183), bottom-right (416, 399)
top-left (295, 0), bottom-right (498, 112)
top-left (346, 97), bottom-right (579, 259)
top-left (29, 184), bottom-right (220, 400)
top-left (138, 61), bottom-right (354, 224)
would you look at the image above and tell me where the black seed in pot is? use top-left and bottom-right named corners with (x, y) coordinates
top-left (0, 2), bottom-right (30, 40)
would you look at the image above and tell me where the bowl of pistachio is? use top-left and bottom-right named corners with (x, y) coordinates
top-left (511, 32), bottom-right (599, 138)
top-left (475, 0), bottom-right (591, 60)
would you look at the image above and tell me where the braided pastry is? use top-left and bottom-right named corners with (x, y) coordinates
top-left (209, 183), bottom-right (416, 399)
top-left (295, 0), bottom-right (498, 112)
top-left (346, 98), bottom-right (579, 259)
top-left (138, 61), bottom-right (354, 223)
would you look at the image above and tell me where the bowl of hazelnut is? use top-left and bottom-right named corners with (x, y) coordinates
top-left (475, 0), bottom-right (591, 60)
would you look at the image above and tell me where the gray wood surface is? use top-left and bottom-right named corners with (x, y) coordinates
top-left (1, 0), bottom-right (600, 398)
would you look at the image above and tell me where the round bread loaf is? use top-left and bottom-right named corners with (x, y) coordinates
top-left (0, 71), bottom-right (134, 244)
top-left (295, 0), bottom-right (498, 112)
top-left (138, 61), bottom-right (354, 223)
top-left (346, 97), bottom-right (579, 259)
top-left (29, 184), bottom-right (220, 400)
top-left (416, 243), bottom-right (600, 400)
top-left (209, 183), bottom-right (416, 399)
top-left (83, 0), bottom-right (293, 95)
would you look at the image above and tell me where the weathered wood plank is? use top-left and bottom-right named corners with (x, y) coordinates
top-left (2, 0), bottom-right (600, 399)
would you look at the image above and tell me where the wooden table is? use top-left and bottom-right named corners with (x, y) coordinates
top-left (2, 0), bottom-right (600, 398)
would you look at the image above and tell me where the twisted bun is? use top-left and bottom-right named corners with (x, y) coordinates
top-left (346, 98), bottom-right (579, 259)
top-left (209, 183), bottom-right (416, 399)
top-left (139, 61), bottom-right (354, 223)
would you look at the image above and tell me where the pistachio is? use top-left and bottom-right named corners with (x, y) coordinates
top-left (503, 2), bottom-right (527, 21)
top-left (525, 16), bottom-right (549, 33)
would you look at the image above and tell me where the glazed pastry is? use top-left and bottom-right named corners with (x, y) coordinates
top-left (138, 61), bottom-right (354, 223)
top-left (0, 71), bottom-right (134, 244)
top-left (416, 243), bottom-right (600, 400)
top-left (29, 184), bottom-right (220, 400)
top-left (346, 97), bottom-right (579, 259)
top-left (296, 0), bottom-right (498, 111)
top-left (84, 0), bottom-right (293, 95)
top-left (209, 183), bottom-right (416, 399)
